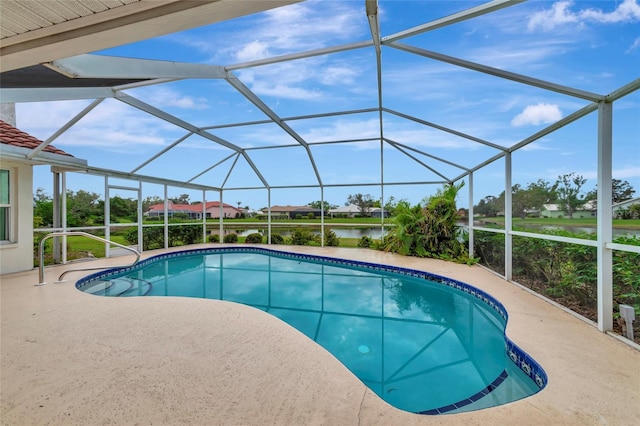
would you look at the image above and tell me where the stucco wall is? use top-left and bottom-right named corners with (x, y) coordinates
top-left (208, 206), bottom-right (238, 218)
top-left (0, 160), bottom-right (33, 274)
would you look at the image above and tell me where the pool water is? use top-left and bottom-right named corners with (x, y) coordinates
top-left (77, 248), bottom-right (545, 414)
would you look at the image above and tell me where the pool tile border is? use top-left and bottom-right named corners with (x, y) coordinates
top-left (419, 370), bottom-right (509, 415)
top-left (76, 246), bottom-right (548, 403)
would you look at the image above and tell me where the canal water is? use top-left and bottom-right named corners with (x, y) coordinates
top-left (212, 224), bottom-right (639, 239)
top-left (210, 226), bottom-right (387, 239)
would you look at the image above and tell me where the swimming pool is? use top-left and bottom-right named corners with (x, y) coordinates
top-left (76, 247), bottom-right (546, 414)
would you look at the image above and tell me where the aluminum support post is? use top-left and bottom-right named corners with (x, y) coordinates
top-left (504, 153), bottom-right (512, 281)
top-left (597, 101), bottom-right (614, 332)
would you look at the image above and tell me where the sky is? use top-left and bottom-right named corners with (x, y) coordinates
top-left (15, 0), bottom-right (640, 211)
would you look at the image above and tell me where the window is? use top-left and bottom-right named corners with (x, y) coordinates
top-left (0, 169), bottom-right (10, 241)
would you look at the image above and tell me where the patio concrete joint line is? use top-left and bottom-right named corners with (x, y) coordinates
top-left (387, 42), bottom-right (606, 102)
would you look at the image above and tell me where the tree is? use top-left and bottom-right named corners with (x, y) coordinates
top-left (612, 179), bottom-right (635, 203)
top-left (307, 200), bottom-right (337, 211)
top-left (142, 195), bottom-right (163, 212)
top-left (384, 182), bottom-right (472, 263)
top-left (108, 196), bottom-right (137, 222)
top-left (33, 187), bottom-right (53, 227)
top-left (347, 193), bottom-right (375, 216)
top-left (383, 196), bottom-right (399, 217)
top-left (475, 195), bottom-right (500, 217)
top-left (525, 179), bottom-right (558, 210)
top-left (66, 190), bottom-right (102, 227)
top-left (170, 194), bottom-right (190, 204)
top-left (555, 173), bottom-right (588, 218)
top-left (585, 179), bottom-right (636, 205)
top-left (512, 184), bottom-right (528, 219)
top-left (511, 180), bottom-right (558, 219)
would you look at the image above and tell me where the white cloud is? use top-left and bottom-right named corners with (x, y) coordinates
top-left (520, 140), bottom-right (556, 152)
top-left (320, 66), bottom-right (359, 85)
top-left (300, 118), bottom-right (380, 143)
top-left (511, 103), bottom-right (562, 127)
top-left (234, 40), bottom-right (271, 62)
top-left (235, 54), bottom-right (370, 101)
top-left (613, 166), bottom-right (640, 179)
top-left (580, 0), bottom-right (640, 23)
top-left (527, 1), bottom-right (579, 31)
top-left (173, 1), bottom-right (364, 64)
top-left (528, 0), bottom-right (640, 31)
top-left (134, 87), bottom-right (209, 110)
top-left (627, 37), bottom-right (640, 53)
top-left (16, 99), bottom-right (173, 152)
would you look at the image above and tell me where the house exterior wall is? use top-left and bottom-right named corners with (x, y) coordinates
top-left (613, 198), bottom-right (640, 214)
top-left (0, 160), bottom-right (33, 274)
top-left (541, 208), bottom-right (593, 219)
top-left (207, 206), bottom-right (239, 218)
top-left (572, 210), bottom-right (595, 219)
top-left (541, 209), bottom-right (563, 218)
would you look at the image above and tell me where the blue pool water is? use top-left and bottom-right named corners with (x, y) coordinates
top-left (76, 247), bottom-right (546, 414)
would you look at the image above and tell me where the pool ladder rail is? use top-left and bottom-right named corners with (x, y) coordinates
top-left (36, 231), bottom-right (140, 286)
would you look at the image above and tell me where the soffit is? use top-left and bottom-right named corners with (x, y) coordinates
top-left (0, 0), bottom-right (300, 72)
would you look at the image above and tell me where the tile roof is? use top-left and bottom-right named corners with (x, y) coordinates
top-left (269, 205), bottom-right (313, 212)
top-left (0, 120), bottom-right (73, 157)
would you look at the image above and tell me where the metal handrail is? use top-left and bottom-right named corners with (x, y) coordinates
top-left (37, 231), bottom-right (140, 285)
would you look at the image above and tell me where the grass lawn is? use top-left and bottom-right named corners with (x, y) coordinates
top-left (476, 217), bottom-right (640, 229)
top-left (38, 234), bottom-right (130, 265)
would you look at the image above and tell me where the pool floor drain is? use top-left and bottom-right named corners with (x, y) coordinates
top-left (358, 345), bottom-right (370, 354)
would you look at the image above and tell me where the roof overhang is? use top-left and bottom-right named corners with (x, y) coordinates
top-left (0, 0), bottom-right (301, 72)
top-left (0, 143), bottom-right (88, 168)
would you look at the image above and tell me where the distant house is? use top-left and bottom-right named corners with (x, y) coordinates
top-left (370, 208), bottom-right (390, 218)
top-left (145, 201), bottom-right (240, 219)
top-left (613, 197), bottom-right (640, 218)
top-left (329, 204), bottom-right (360, 218)
top-left (329, 204), bottom-right (389, 218)
top-left (541, 201), bottom-right (596, 219)
top-left (260, 205), bottom-right (321, 219)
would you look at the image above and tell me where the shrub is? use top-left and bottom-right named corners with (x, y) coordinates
top-left (208, 234), bottom-right (220, 243)
top-left (384, 182), bottom-right (472, 263)
top-left (307, 212), bottom-right (315, 219)
top-left (245, 233), bottom-right (263, 244)
top-left (358, 236), bottom-right (372, 248)
top-left (270, 234), bottom-right (285, 244)
top-left (170, 225), bottom-right (201, 246)
top-left (295, 214), bottom-right (304, 220)
top-left (223, 233), bottom-right (238, 243)
top-left (289, 229), bottom-right (321, 246)
top-left (324, 230), bottom-right (340, 247)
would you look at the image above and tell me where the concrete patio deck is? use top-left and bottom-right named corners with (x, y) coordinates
top-left (1, 245), bottom-right (639, 425)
